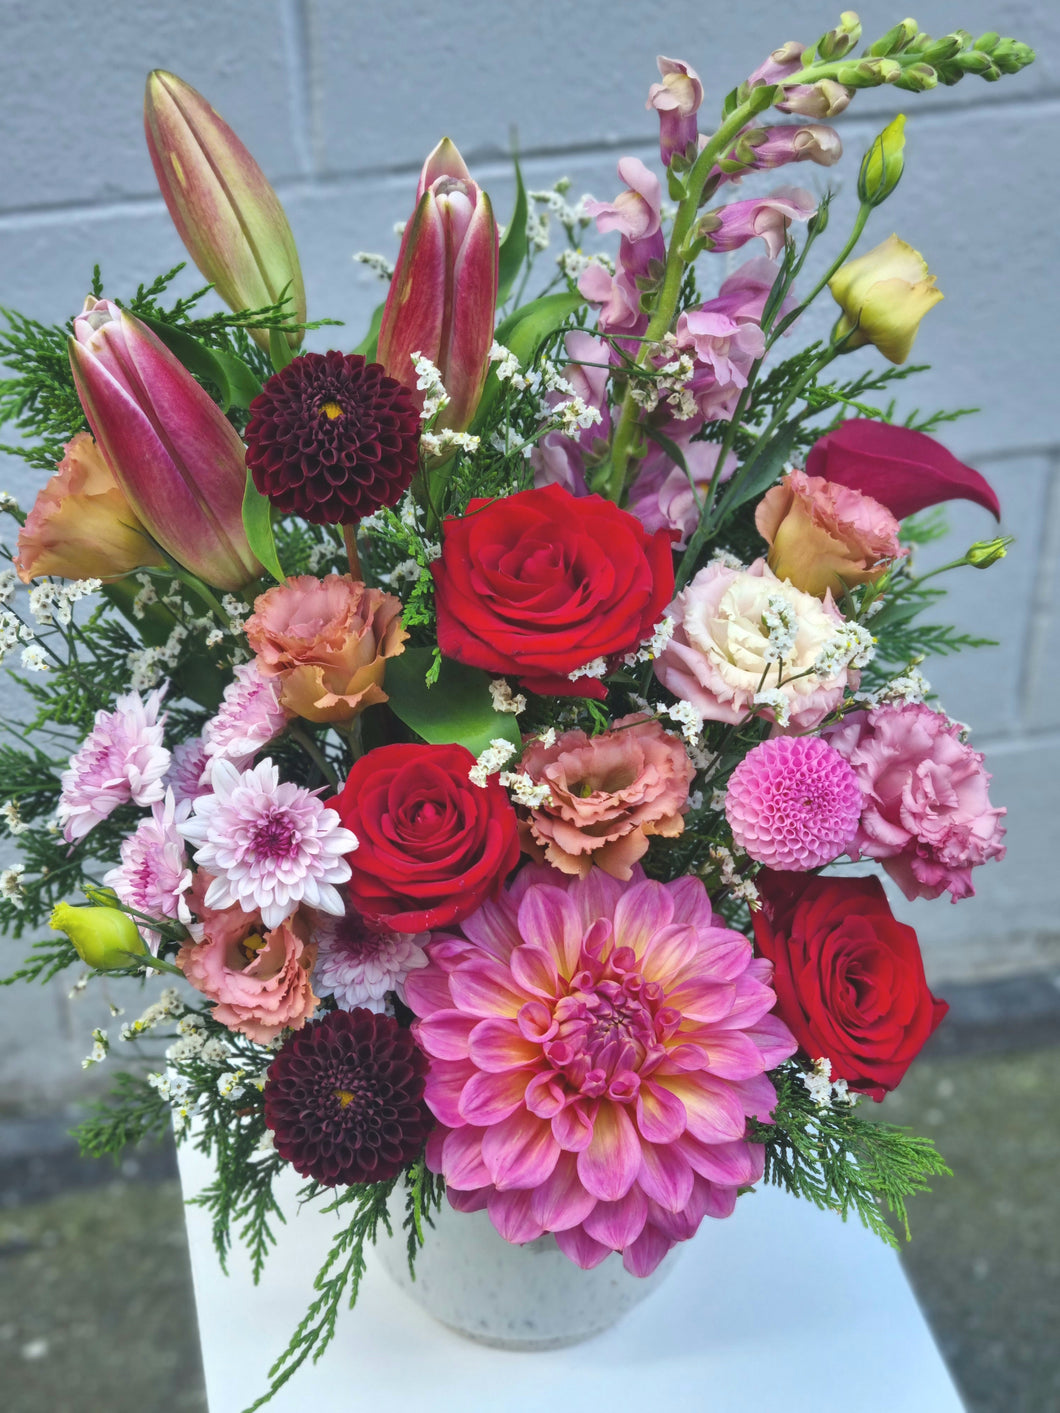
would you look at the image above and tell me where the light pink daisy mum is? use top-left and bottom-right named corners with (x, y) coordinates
top-left (725, 735), bottom-right (862, 870)
top-left (405, 864), bottom-right (796, 1276)
top-left (103, 789), bottom-right (192, 953)
top-left (202, 660), bottom-right (289, 774)
top-left (312, 906), bottom-right (429, 1013)
top-left (163, 736), bottom-right (211, 805)
top-left (178, 758), bottom-right (357, 930)
top-left (58, 686), bottom-right (170, 843)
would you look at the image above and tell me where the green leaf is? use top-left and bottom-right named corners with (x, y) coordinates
top-left (242, 470), bottom-right (286, 585)
top-left (269, 326), bottom-right (295, 374)
top-left (138, 315), bottom-right (261, 410)
top-left (716, 420), bottom-right (800, 522)
top-left (496, 154), bottom-right (529, 305)
top-left (353, 300), bottom-right (386, 361)
top-left (472, 290), bottom-right (583, 432)
top-left (384, 647), bottom-right (522, 757)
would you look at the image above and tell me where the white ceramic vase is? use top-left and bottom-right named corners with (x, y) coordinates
top-left (374, 1194), bottom-right (676, 1350)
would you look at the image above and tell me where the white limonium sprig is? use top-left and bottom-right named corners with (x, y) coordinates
top-left (762, 593), bottom-right (799, 665)
top-left (709, 844), bottom-right (760, 909)
top-left (623, 614), bottom-right (676, 666)
top-left (499, 771), bottom-right (553, 809)
top-left (352, 250), bottom-right (395, 281)
top-left (568, 656), bottom-right (608, 683)
top-left (752, 687), bottom-right (792, 728)
top-left (490, 341), bottom-right (529, 389)
top-left (28, 578), bottom-right (101, 628)
top-left (1, 800), bottom-right (28, 836)
top-left (468, 738), bottom-right (518, 787)
top-left (814, 621), bottom-right (876, 678)
top-left (0, 568), bottom-right (19, 606)
top-left (410, 351), bottom-right (450, 422)
top-left (120, 987), bottom-right (185, 1040)
top-left (420, 428), bottom-right (480, 459)
top-left (0, 864), bottom-right (26, 907)
top-left (664, 699), bottom-right (704, 746)
top-left (489, 679), bottom-right (527, 715)
top-left (800, 1057), bottom-right (858, 1109)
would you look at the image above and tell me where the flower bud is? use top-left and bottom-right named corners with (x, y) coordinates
top-left (858, 115), bottom-right (906, 208)
top-left (51, 900), bottom-right (146, 971)
top-left (816, 12), bottom-right (862, 61)
top-left (982, 37), bottom-right (1036, 74)
top-left (377, 139), bottom-right (499, 434)
top-left (868, 20), bottom-right (920, 56)
top-left (965, 537), bottom-right (1013, 568)
top-left (829, 234), bottom-right (943, 364)
top-left (778, 78), bottom-right (853, 118)
top-left (647, 57), bottom-right (703, 166)
top-left (895, 63), bottom-right (939, 92)
top-left (144, 70), bottom-right (306, 350)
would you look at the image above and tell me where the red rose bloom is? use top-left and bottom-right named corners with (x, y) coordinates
top-left (752, 871), bottom-right (948, 1100)
top-left (330, 742), bottom-right (520, 932)
top-left (430, 483), bottom-right (675, 700)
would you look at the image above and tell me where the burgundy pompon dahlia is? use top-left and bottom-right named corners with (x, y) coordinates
top-left (244, 350), bottom-right (420, 524)
top-left (263, 1008), bottom-right (432, 1185)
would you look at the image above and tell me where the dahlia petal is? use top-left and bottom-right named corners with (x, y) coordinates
top-left (551, 1100), bottom-right (595, 1152)
top-left (423, 1059), bottom-right (476, 1127)
top-left (638, 923), bottom-right (702, 985)
top-left (529, 1151), bottom-right (598, 1231)
top-left (524, 1069), bottom-right (570, 1119)
top-left (458, 894), bottom-right (523, 960)
top-left (554, 1224), bottom-right (612, 1270)
top-left (701, 1029), bottom-right (772, 1080)
top-left (675, 1133), bottom-right (762, 1187)
top-left (743, 1013), bottom-right (799, 1068)
top-left (517, 885), bottom-right (583, 976)
top-left (440, 1124), bottom-right (492, 1190)
top-left (577, 1101), bottom-right (641, 1202)
top-left (509, 944), bottom-right (560, 999)
top-left (458, 1067), bottom-right (533, 1125)
top-left (635, 1080), bottom-right (687, 1144)
top-left (582, 1186), bottom-right (649, 1251)
top-left (414, 1008), bottom-right (476, 1060)
top-left (656, 1074), bottom-right (747, 1143)
top-left (480, 1112), bottom-right (561, 1190)
top-left (636, 1141), bottom-right (695, 1212)
top-left (448, 959), bottom-right (527, 1017)
top-left (726, 1072), bottom-right (782, 1122)
top-left (622, 1222), bottom-right (675, 1277)
top-left (467, 1016), bottom-right (542, 1073)
top-left (487, 1187), bottom-right (547, 1245)
top-left (446, 1184), bottom-right (489, 1213)
top-left (612, 879), bottom-right (674, 956)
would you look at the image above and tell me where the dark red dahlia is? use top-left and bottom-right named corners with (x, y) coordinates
top-left (263, 1008), bottom-right (432, 1185)
top-left (244, 350), bottom-right (420, 524)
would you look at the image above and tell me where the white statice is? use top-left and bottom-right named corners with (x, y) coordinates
top-left (353, 250), bottom-right (395, 281)
top-left (468, 737), bottom-right (517, 787)
top-left (217, 1070), bottom-right (249, 1100)
top-left (709, 548), bottom-right (744, 571)
top-left (499, 770), bottom-right (554, 809)
top-left (800, 1057), bottom-right (858, 1109)
top-left (709, 844), bottom-right (760, 908)
top-left (709, 787), bottom-right (728, 812)
top-left (882, 665), bottom-right (931, 705)
top-left (28, 578), bottom-right (100, 628)
top-left (410, 351), bottom-right (449, 421)
top-left (752, 687), bottom-right (792, 728)
top-left (533, 726), bottom-right (557, 750)
top-left (20, 643), bottom-right (48, 672)
top-left (420, 429), bottom-right (480, 459)
top-left (623, 615), bottom-right (676, 667)
top-left (0, 800), bottom-right (27, 836)
top-left (762, 593), bottom-right (799, 664)
top-left (568, 656), bottom-right (608, 683)
top-left (166, 1030), bottom-right (207, 1063)
top-left (131, 574), bottom-right (158, 620)
top-left (554, 395), bottom-right (603, 438)
top-left (199, 1036), bottom-right (232, 1066)
top-left (814, 621), bottom-right (876, 678)
top-left (0, 569), bottom-right (19, 606)
top-left (557, 248), bottom-right (604, 282)
top-left (490, 342), bottom-right (528, 389)
top-left (0, 865), bottom-right (26, 908)
top-left (120, 987), bottom-right (184, 1041)
top-left (82, 1028), bottom-right (109, 1069)
top-left (526, 207), bottom-right (550, 251)
top-left (665, 699), bottom-right (704, 745)
top-left (0, 492), bottom-right (21, 515)
top-left (221, 595), bottom-right (251, 623)
top-left (489, 679), bottom-right (527, 715)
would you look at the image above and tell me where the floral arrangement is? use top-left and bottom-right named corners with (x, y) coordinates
top-left (0, 13), bottom-right (1032, 1408)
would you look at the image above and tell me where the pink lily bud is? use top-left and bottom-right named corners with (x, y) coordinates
top-left (697, 187), bottom-right (817, 260)
top-left (377, 138), bottom-right (499, 433)
top-left (69, 299), bottom-right (261, 592)
top-left (144, 70), bottom-right (306, 350)
top-left (647, 56), bottom-right (704, 166)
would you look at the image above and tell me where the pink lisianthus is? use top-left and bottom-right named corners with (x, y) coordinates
top-left (58, 686), bottom-right (170, 843)
top-left (755, 467), bottom-right (906, 598)
top-left (824, 704), bottom-right (1007, 901)
top-left (653, 558), bottom-right (854, 730)
top-left (178, 873), bottom-right (318, 1042)
top-left (627, 440), bottom-right (737, 549)
top-left (102, 789), bottom-right (192, 952)
top-left (202, 660), bottom-right (289, 774)
top-left (405, 864), bottom-right (796, 1276)
top-left (518, 715), bottom-right (695, 879)
top-left (698, 187), bottom-right (817, 260)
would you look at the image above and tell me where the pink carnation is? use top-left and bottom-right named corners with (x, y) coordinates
top-left (202, 660), bottom-right (289, 773)
top-left (825, 704), bottom-right (1007, 901)
top-left (179, 874), bottom-right (318, 1043)
top-left (58, 687), bottom-right (170, 842)
top-left (725, 736), bottom-right (861, 871)
top-left (519, 715), bottom-right (694, 879)
top-left (405, 864), bottom-right (796, 1276)
top-left (102, 789), bottom-right (192, 953)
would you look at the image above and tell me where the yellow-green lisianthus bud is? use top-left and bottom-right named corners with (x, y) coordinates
top-left (51, 901), bottom-right (147, 971)
top-left (858, 115), bottom-right (906, 208)
top-left (829, 234), bottom-right (943, 364)
top-left (965, 536), bottom-right (1013, 568)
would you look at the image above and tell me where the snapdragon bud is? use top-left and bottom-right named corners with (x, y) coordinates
top-left (895, 63), bottom-right (939, 92)
top-left (816, 12), bottom-right (862, 61)
top-left (965, 537), bottom-right (1013, 568)
top-left (868, 20), bottom-right (920, 57)
top-left (858, 115), bottom-right (906, 208)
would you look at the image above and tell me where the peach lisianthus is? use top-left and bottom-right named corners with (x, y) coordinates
top-left (15, 432), bottom-right (166, 583)
top-left (828, 234), bottom-right (942, 365)
top-left (519, 714), bottom-right (694, 879)
top-left (755, 468), bottom-right (905, 597)
top-left (244, 574), bottom-right (407, 725)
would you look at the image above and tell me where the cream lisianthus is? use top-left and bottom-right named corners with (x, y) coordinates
top-left (828, 234), bottom-right (943, 364)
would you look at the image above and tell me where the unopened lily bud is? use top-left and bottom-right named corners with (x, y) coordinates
top-left (858, 115), bottom-right (906, 208)
top-left (816, 12), bottom-right (863, 61)
top-left (51, 901), bottom-right (146, 971)
top-left (965, 537), bottom-right (1013, 568)
top-left (868, 19), bottom-right (920, 57)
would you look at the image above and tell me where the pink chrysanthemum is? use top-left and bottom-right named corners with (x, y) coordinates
top-left (202, 660), bottom-right (289, 774)
top-left (58, 687), bottom-right (170, 843)
top-left (313, 906), bottom-right (429, 1013)
top-left (405, 864), bottom-right (796, 1276)
top-left (164, 737), bottom-right (211, 804)
top-left (178, 758), bottom-right (358, 930)
top-left (103, 789), bottom-right (192, 953)
top-left (725, 736), bottom-right (861, 870)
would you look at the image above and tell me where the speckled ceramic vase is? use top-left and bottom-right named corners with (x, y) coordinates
top-left (375, 1194), bottom-right (677, 1350)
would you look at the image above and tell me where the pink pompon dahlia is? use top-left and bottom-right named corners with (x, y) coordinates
top-left (405, 864), bottom-right (796, 1276)
top-left (178, 758), bottom-right (358, 929)
top-left (201, 659), bottom-right (289, 774)
top-left (58, 686), bottom-right (170, 842)
top-left (725, 736), bottom-right (862, 871)
top-left (102, 789), bottom-right (192, 953)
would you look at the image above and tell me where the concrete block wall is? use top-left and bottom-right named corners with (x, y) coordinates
top-left (0, 0), bottom-right (1056, 1105)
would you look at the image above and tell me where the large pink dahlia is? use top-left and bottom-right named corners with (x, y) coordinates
top-left (405, 864), bottom-right (796, 1276)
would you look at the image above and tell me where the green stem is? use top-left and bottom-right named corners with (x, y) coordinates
top-left (287, 723), bottom-right (339, 789)
top-left (767, 202), bottom-right (871, 351)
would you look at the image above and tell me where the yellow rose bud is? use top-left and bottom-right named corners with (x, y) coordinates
top-left (829, 234), bottom-right (943, 364)
top-left (51, 901), bottom-right (147, 971)
top-left (858, 115), bottom-right (906, 208)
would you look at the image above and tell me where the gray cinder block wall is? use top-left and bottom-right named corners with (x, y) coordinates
top-left (0, 0), bottom-right (1056, 1107)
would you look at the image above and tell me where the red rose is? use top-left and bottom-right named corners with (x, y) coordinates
top-left (430, 483), bottom-right (675, 699)
top-left (330, 742), bottom-right (520, 932)
top-left (807, 419), bottom-right (1000, 521)
top-left (752, 871), bottom-right (948, 1100)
